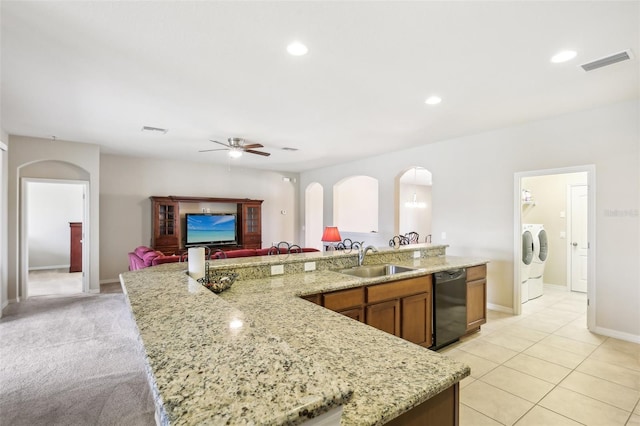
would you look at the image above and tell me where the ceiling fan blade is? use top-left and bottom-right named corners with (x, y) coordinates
top-left (245, 149), bottom-right (271, 157)
top-left (199, 148), bottom-right (229, 153)
top-left (209, 140), bottom-right (230, 148)
top-left (242, 143), bottom-right (264, 149)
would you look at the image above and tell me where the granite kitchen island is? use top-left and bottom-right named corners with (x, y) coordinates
top-left (120, 245), bottom-right (485, 425)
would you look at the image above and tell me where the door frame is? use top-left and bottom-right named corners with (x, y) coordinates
top-left (513, 165), bottom-right (596, 332)
top-left (20, 178), bottom-right (90, 298)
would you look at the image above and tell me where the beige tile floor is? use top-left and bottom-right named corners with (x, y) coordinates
top-left (440, 285), bottom-right (640, 426)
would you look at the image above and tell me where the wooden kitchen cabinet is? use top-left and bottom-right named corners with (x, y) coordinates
top-left (465, 264), bottom-right (487, 333)
top-left (366, 299), bottom-right (401, 336)
top-left (366, 275), bottom-right (432, 345)
top-left (402, 291), bottom-right (433, 347)
top-left (322, 287), bottom-right (365, 322)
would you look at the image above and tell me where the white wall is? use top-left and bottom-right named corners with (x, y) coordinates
top-left (333, 176), bottom-right (378, 232)
top-left (0, 136), bottom-right (8, 312)
top-left (99, 154), bottom-right (300, 282)
top-left (300, 100), bottom-right (640, 339)
top-left (27, 182), bottom-right (84, 269)
top-left (7, 136), bottom-right (100, 299)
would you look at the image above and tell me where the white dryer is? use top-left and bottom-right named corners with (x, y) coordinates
top-left (528, 224), bottom-right (548, 300)
top-left (521, 225), bottom-right (534, 303)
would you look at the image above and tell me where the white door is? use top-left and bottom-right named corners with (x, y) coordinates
top-left (570, 185), bottom-right (588, 293)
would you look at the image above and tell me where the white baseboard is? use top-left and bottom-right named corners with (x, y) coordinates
top-left (29, 264), bottom-right (70, 271)
top-left (487, 303), bottom-right (514, 314)
top-left (100, 278), bottom-right (120, 285)
top-left (593, 326), bottom-right (640, 344)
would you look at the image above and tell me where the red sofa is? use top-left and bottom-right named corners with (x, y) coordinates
top-left (128, 246), bottom-right (319, 271)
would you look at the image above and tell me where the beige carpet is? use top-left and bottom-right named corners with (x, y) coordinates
top-left (28, 268), bottom-right (82, 297)
top-left (0, 293), bottom-right (155, 425)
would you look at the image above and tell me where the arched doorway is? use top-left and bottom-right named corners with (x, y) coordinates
top-left (18, 160), bottom-right (90, 299)
top-left (396, 167), bottom-right (432, 242)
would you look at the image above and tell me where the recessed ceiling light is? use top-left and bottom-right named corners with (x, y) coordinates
top-left (551, 50), bottom-right (577, 63)
top-left (425, 96), bottom-right (442, 105)
top-left (287, 41), bottom-right (308, 56)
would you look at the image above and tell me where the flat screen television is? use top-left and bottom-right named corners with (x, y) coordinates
top-left (185, 213), bottom-right (237, 246)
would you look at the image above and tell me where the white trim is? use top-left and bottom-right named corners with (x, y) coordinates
top-left (20, 178), bottom-right (90, 299)
top-left (0, 141), bottom-right (7, 151)
top-left (513, 165), bottom-right (596, 334)
top-left (100, 278), bottom-right (120, 285)
top-left (487, 303), bottom-right (513, 314)
top-left (593, 326), bottom-right (640, 344)
top-left (89, 288), bottom-right (100, 294)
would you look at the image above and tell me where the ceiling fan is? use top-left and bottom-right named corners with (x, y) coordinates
top-left (199, 138), bottom-right (270, 158)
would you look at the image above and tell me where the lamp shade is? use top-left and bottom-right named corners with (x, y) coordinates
top-left (321, 226), bottom-right (342, 243)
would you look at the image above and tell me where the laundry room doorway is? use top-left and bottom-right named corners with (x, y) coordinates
top-left (513, 165), bottom-right (595, 332)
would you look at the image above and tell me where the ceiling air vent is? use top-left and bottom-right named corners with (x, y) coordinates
top-left (580, 49), bottom-right (633, 72)
top-left (141, 126), bottom-right (168, 134)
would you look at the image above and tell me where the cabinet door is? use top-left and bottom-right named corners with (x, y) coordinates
top-left (151, 198), bottom-right (180, 253)
top-left (366, 300), bottom-right (400, 337)
top-left (466, 279), bottom-right (487, 332)
top-left (339, 307), bottom-right (365, 322)
top-left (240, 202), bottom-right (262, 249)
top-left (401, 292), bottom-right (432, 347)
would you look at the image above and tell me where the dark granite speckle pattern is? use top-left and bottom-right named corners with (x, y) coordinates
top-left (121, 251), bottom-right (487, 425)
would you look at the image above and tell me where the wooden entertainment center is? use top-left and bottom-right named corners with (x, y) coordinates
top-left (150, 196), bottom-right (263, 254)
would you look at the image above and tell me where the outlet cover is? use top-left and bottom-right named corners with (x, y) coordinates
top-left (413, 251), bottom-right (421, 259)
top-left (441, 232), bottom-right (447, 240)
top-left (271, 265), bottom-right (284, 275)
top-left (304, 262), bottom-right (316, 272)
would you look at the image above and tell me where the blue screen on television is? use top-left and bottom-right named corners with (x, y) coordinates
top-left (186, 214), bottom-right (237, 244)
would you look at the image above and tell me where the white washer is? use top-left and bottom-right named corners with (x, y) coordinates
top-left (521, 225), bottom-right (534, 304)
top-left (528, 224), bottom-right (548, 300)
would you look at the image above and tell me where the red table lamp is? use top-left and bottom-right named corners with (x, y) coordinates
top-left (321, 226), bottom-right (342, 252)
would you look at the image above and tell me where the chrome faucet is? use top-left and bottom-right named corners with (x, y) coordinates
top-left (358, 245), bottom-right (378, 266)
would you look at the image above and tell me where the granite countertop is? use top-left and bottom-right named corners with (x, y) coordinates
top-left (121, 254), bottom-right (488, 425)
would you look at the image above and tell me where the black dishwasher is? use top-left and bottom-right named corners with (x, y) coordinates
top-left (432, 269), bottom-right (467, 350)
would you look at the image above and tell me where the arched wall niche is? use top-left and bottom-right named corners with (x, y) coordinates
top-left (304, 182), bottom-right (324, 250)
top-left (395, 166), bottom-right (432, 242)
top-left (333, 175), bottom-right (378, 233)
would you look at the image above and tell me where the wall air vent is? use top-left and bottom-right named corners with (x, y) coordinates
top-left (580, 49), bottom-right (633, 72)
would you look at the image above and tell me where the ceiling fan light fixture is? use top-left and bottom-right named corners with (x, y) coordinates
top-left (228, 149), bottom-right (243, 159)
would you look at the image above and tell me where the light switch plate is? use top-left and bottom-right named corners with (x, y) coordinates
top-left (441, 232), bottom-right (447, 240)
top-left (271, 265), bottom-right (284, 275)
top-left (304, 262), bottom-right (316, 272)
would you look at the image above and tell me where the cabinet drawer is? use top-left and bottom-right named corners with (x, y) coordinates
top-left (467, 264), bottom-right (487, 282)
top-left (323, 287), bottom-right (364, 311)
top-left (367, 276), bottom-right (431, 304)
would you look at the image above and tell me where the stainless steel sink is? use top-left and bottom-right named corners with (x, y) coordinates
top-left (338, 264), bottom-right (417, 278)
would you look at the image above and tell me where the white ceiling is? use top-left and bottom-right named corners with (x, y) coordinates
top-left (2, 1), bottom-right (638, 172)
